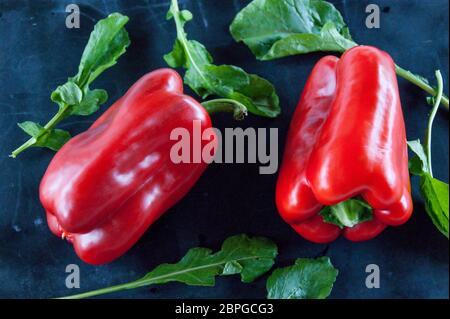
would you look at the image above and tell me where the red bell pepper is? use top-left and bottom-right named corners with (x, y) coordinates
top-left (276, 46), bottom-right (413, 243)
top-left (41, 69), bottom-right (215, 265)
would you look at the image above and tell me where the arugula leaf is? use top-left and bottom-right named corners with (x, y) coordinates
top-left (17, 122), bottom-right (71, 151)
top-left (11, 13), bottom-right (130, 158)
top-left (258, 22), bottom-right (357, 60)
top-left (408, 140), bottom-right (449, 238)
top-left (407, 139), bottom-right (430, 176)
top-left (320, 198), bottom-right (373, 229)
top-left (50, 82), bottom-right (83, 107)
top-left (420, 173), bottom-right (449, 238)
top-left (230, 0), bottom-right (449, 109)
top-left (71, 89), bottom-right (108, 116)
top-left (60, 234), bottom-right (278, 299)
top-left (230, 0), bottom-right (356, 61)
top-left (266, 257), bottom-right (338, 299)
top-left (407, 71), bottom-right (449, 239)
top-left (164, 0), bottom-right (280, 118)
top-left (143, 234), bottom-right (277, 285)
top-left (74, 13), bottom-right (130, 87)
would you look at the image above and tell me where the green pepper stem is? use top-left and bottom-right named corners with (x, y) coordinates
top-left (202, 99), bottom-right (248, 121)
top-left (425, 70), bottom-right (444, 178)
top-left (320, 198), bottom-right (373, 228)
top-left (395, 64), bottom-right (448, 110)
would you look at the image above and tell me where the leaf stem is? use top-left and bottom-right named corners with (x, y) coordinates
top-left (395, 64), bottom-right (448, 110)
top-left (43, 104), bottom-right (71, 131)
top-left (58, 280), bottom-right (143, 299)
top-left (58, 255), bottom-right (265, 299)
top-left (10, 104), bottom-right (71, 158)
top-left (9, 137), bottom-right (37, 159)
top-left (202, 99), bottom-right (248, 120)
top-left (426, 70), bottom-right (444, 178)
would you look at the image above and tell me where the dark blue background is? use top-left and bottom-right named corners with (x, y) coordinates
top-left (0, 0), bottom-right (448, 299)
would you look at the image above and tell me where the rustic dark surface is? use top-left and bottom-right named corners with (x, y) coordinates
top-left (0, 0), bottom-right (448, 299)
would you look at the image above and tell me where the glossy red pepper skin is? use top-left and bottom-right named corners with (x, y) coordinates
top-left (276, 46), bottom-right (413, 243)
top-left (41, 69), bottom-right (215, 265)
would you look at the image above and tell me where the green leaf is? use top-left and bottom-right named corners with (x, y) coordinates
top-left (164, 39), bottom-right (188, 68)
top-left (74, 13), bottom-right (130, 86)
top-left (43, 129), bottom-right (72, 151)
top-left (143, 234), bottom-right (278, 286)
top-left (420, 173), bottom-right (449, 238)
top-left (267, 257), bottom-right (338, 299)
top-left (203, 64), bottom-right (249, 97)
top-left (71, 88), bottom-right (108, 116)
top-left (230, 0), bottom-right (357, 60)
top-left (17, 121), bottom-right (43, 137)
top-left (59, 234), bottom-right (278, 299)
top-left (260, 22), bottom-right (357, 60)
top-left (51, 82), bottom-right (83, 107)
top-left (17, 122), bottom-right (71, 151)
top-left (12, 13), bottom-right (130, 157)
top-left (182, 41), bottom-right (215, 97)
top-left (180, 10), bottom-right (193, 23)
top-left (407, 139), bottom-right (430, 176)
top-left (230, 74), bottom-right (281, 118)
top-left (223, 260), bottom-right (244, 275)
top-left (407, 72), bottom-right (448, 239)
top-left (320, 198), bottom-right (373, 228)
top-left (165, 0), bottom-right (280, 118)
top-left (143, 247), bottom-right (217, 286)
